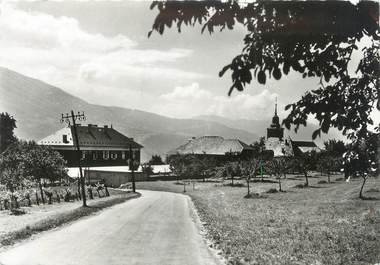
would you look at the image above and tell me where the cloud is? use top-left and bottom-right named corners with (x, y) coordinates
top-left (0, 3), bottom-right (203, 94)
top-left (161, 83), bottom-right (212, 100)
top-left (157, 83), bottom-right (280, 119)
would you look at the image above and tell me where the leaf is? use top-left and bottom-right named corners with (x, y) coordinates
top-left (312, 128), bottom-right (321, 140)
top-left (273, 67), bottom-right (282, 80)
top-left (219, 65), bottom-right (230, 77)
top-left (257, 70), bottom-right (266, 84)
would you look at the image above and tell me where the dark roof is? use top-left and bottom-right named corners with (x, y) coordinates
top-left (73, 125), bottom-right (143, 148)
top-left (170, 136), bottom-right (253, 155)
top-left (291, 141), bottom-right (317, 147)
top-left (38, 124), bottom-right (143, 149)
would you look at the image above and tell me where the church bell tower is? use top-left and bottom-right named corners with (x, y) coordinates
top-left (266, 98), bottom-right (284, 140)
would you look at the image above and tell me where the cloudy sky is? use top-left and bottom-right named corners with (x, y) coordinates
top-left (0, 1), bottom-right (375, 124)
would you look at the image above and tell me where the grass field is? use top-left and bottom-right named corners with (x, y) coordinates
top-left (137, 174), bottom-right (380, 265)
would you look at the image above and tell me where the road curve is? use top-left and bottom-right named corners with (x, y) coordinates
top-left (0, 190), bottom-right (222, 265)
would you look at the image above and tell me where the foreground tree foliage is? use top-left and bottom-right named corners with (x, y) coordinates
top-left (150, 1), bottom-right (379, 140)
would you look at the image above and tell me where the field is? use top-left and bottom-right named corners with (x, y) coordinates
top-left (137, 174), bottom-right (380, 265)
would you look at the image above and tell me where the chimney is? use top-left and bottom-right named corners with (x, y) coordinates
top-left (62, 134), bottom-right (69, 143)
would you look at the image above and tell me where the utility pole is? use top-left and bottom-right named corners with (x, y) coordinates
top-left (129, 143), bottom-right (136, 192)
top-left (61, 111), bottom-right (87, 207)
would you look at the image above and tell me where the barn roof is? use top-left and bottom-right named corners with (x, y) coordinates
top-left (170, 136), bottom-right (253, 155)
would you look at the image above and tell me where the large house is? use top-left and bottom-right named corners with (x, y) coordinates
top-left (39, 124), bottom-right (143, 167)
top-left (264, 101), bottom-right (320, 157)
top-left (169, 135), bottom-right (255, 161)
top-left (38, 124), bottom-right (145, 187)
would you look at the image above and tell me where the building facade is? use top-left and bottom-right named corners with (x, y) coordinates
top-left (38, 124), bottom-right (143, 167)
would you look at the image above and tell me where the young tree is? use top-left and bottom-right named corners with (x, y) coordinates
top-left (317, 154), bottom-right (340, 183)
top-left (168, 155), bottom-right (187, 182)
top-left (344, 133), bottom-right (379, 198)
top-left (267, 158), bottom-right (288, 192)
top-left (226, 162), bottom-right (241, 186)
top-left (0, 112), bottom-right (17, 153)
top-left (240, 159), bottom-right (260, 196)
top-left (294, 151), bottom-right (317, 187)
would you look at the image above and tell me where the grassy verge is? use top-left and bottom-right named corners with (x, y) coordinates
top-left (0, 191), bottom-right (140, 248)
top-left (138, 175), bottom-right (380, 265)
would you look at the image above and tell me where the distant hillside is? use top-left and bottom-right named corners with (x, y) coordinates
top-left (0, 67), bottom-right (259, 162)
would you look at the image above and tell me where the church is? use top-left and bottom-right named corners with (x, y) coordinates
top-left (264, 100), bottom-right (319, 157)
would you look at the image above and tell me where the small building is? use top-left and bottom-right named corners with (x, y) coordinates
top-left (169, 136), bottom-right (255, 161)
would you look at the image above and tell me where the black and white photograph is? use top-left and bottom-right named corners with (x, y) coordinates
top-left (0, 1), bottom-right (379, 264)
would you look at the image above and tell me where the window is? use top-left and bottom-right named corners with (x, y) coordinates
top-left (93, 152), bottom-right (97, 160)
top-left (103, 151), bottom-right (109, 160)
top-left (81, 151), bottom-right (86, 160)
top-left (111, 152), bottom-right (117, 160)
top-left (122, 151), bottom-right (126, 160)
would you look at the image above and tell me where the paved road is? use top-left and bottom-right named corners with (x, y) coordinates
top-left (0, 190), bottom-right (222, 265)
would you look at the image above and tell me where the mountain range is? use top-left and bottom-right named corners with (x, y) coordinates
top-left (0, 67), bottom-right (339, 162)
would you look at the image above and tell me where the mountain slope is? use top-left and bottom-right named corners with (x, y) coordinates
top-left (0, 67), bottom-right (259, 161)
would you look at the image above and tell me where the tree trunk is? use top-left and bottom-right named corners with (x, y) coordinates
top-left (327, 171), bottom-right (331, 183)
top-left (304, 171), bottom-right (309, 187)
top-left (247, 179), bottom-right (250, 196)
top-left (105, 184), bottom-right (110, 197)
top-left (27, 194), bottom-right (31, 206)
top-left (359, 176), bottom-right (367, 199)
top-left (231, 176), bottom-right (234, 186)
top-left (77, 180), bottom-right (81, 200)
top-left (38, 180), bottom-right (45, 204)
top-left (35, 191), bottom-right (39, 205)
top-left (278, 177), bottom-right (282, 191)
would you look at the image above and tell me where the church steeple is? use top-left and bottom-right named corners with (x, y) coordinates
top-left (267, 98), bottom-right (284, 140)
top-left (274, 97), bottom-right (278, 116)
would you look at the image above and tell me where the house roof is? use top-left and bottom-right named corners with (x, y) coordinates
top-left (290, 139), bottom-right (320, 156)
top-left (39, 124), bottom-right (143, 149)
top-left (291, 141), bottom-right (318, 148)
top-left (170, 136), bottom-right (254, 156)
